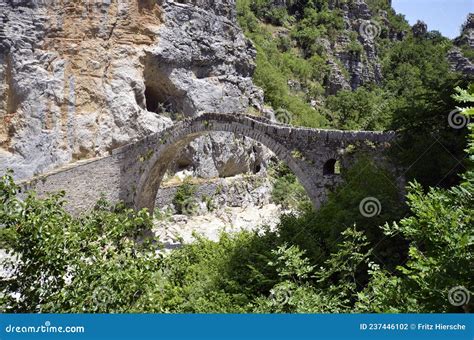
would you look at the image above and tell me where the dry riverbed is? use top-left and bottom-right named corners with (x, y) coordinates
top-left (153, 203), bottom-right (285, 249)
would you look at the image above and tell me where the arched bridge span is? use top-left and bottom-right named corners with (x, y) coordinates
top-left (20, 113), bottom-right (396, 213)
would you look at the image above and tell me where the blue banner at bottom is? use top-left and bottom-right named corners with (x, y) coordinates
top-left (1, 314), bottom-right (472, 339)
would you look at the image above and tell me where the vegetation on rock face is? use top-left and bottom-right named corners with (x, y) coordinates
top-left (238, 0), bottom-right (470, 187)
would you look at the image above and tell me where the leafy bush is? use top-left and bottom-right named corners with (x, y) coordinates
top-left (172, 178), bottom-right (196, 214)
top-left (134, 231), bottom-right (281, 312)
top-left (292, 7), bottom-right (344, 54)
top-left (357, 180), bottom-right (473, 312)
top-left (0, 173), bottom-right (161, 313)
top-left (237, 0), bottom-right (329, 128)
top-left (254, 227), bottom-right (371, 313)
top-left (461, 44), bottom-right (474, 63)
top-left (325, 86), bottom-right (392, 130)
top-left (269, 161), bottom-right (310, 210)
top-left (249, 0), bottom-right (290, 25)
top-left (359, 85), bottom-right (474, 312)
top-left (275, 155), bottom-right (407, 271)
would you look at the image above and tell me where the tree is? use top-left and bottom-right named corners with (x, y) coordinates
top-left (357, 85), bottom-right (474, 313)
top-left (383, 36), bottom-right (469, 187)
top-left (0, 178), bottom-right (161, 313)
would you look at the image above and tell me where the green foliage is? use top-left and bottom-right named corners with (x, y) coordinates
top-left (292, 7), bottom-right (344, 54)
top-left (252, 38), bottom-right (328, 127)
top-left (268, 161), bottom-right (311, 210)
top-left (346, 38), bottom-right (364, 56)
top-left (1, 46), bottom-right (471, 318)
top-left (254, 226), bottom-right (372, 313)
top-left (382, 35), bottom-right (470, 187)
top-left (133, 231), bottom-right (279, 313)
top-left (236, 0), bottom-right (260, 32)
top-left (238, 0), bottom-right (468, 189)
top-left (356, 85), bottom-right (474, 313)
top-left (276, 156), bottom-right (406, 267)
top-left (357, 178), bottom-right (473, 312)
top-left (249, 0), bottom-right (285, 25)
top-left (237, 0), bottom-right (411, 133)
top-left (460, 44), bottom-right (474, 63)
top-left (237, 0), bottom-right (328, 128)
top-left (0, 173), bottom-right (161, 313)
top-left (325, 86), bottom-right (392, 130)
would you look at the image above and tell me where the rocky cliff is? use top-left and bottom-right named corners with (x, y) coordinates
top-left (451, 13), bottom-right (474, 75)
top-left (325, 0), bottom-right (384, 93)
top-left (1, 0), bottom-right (471, 183)
top-left (0, 0), bottom-right (267, 180)
top-left (455, 13), bottom-right (474, 49)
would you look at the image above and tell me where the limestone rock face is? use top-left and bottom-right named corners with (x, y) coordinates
top-left (148, 0), bottom-right (263, 116)
top-left (411, 20), bottom-right (428, 37)
top-left (322, 0), bottom-right (388, 94)
top-left (451, 14), bottom-right (474, 76)
top-left (455, 13), bottom-right (474, 49)
top-left (0, 1), bottom-right (167, 179)
top-left (168, 132), bottom-right (270, 179)
top-left (447, 48), bottom-right (474, 76)
top-left (0, 0), bottom-right (266, 181)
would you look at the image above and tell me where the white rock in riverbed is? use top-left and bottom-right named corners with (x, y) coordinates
top-left (154, 203), bottom-right (285, 249)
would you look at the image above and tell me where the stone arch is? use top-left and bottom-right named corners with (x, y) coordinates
top-left (133, 115), bottom-right (319, 211)
top-left (19, 114), bottom-right (394, 214)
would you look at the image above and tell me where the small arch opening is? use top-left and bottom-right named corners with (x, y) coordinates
top-left (323, 159), bottom-right (341, 175)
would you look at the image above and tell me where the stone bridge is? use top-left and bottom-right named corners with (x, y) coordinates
top-left (19, 113), bottom-right (396, 214)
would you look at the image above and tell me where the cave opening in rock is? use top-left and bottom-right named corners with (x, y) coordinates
top-left (144, 81), bottom-right (178, 116)
top-left (142, 54), bottom-right (189, 119)
top-left (144, 86), bottom-right (168, 114)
